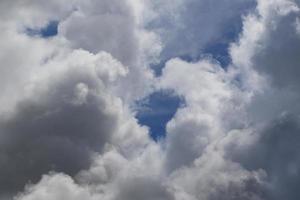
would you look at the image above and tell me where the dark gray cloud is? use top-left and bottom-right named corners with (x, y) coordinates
top-left (225, 115), bottom-right (300, 200)
top-left (225, 1), bottom-right (300, 198)
top-left (0, 50), bottom-right (125, 196)
top-left (207, 176), bottom-right (267, 200)
top-left (253, 12), bottom-right (300, 89)
top-left (116, 177), bottom-right (174, 200)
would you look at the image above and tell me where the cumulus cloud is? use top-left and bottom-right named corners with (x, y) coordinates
top-left (159, 58), bottom-right (234, 172)
top-left (58, 0), bottom-right (138, 66)
top-left (0, 48), bottom-right (135, 196)
top-left (1, 0), bottom-right (300, 200)
top-left (224, 0), bottom-right (300, 199)
top-left (57, 0), bottom-right (160, 103)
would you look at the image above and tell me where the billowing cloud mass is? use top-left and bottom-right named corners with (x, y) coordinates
top-left (1, 0), bottom-right (300, 200)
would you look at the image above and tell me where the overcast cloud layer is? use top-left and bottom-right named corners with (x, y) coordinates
top-left (1, 0), bottom-right (300, 200)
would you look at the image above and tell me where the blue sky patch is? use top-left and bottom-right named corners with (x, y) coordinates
top-left (136, 90), bottom-right (183, 141)
top-left (26, 21), bottom-right (59, 38)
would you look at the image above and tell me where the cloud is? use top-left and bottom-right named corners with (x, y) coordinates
top-left (2, 0), bottom-right (300, 200)
top-left (226, 0), bottom-right (300, 199)
top-left (0, 0), bottom-right (74, 28)
top-left (58, 0), bottom-right (138, 66)
top-left (144, 0), bottom-right (255, 61)
top-left (158, 58), bottom-right (231, 172)
top-left (225, 115), bottom-right (300, 200)
top-left (167, 148), bottom-right (267, 200)
top-left (158, 57), bottom-right (250, 173)
top-left (57, 0), bottom-right (160, 102)
top-left (0, 49), bottom-right (134, 196)
top-left (14, 142), bottom-right (172, 200)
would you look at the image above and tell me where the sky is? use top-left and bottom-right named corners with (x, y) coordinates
top-left (1, 0), bottom-right (300, 199)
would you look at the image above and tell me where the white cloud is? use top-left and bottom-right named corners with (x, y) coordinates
top-left (14, 174), bottom-right (98, 200)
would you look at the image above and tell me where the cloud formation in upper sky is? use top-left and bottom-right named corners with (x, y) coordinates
top-left (1, 0), bottom-right (300, 200)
